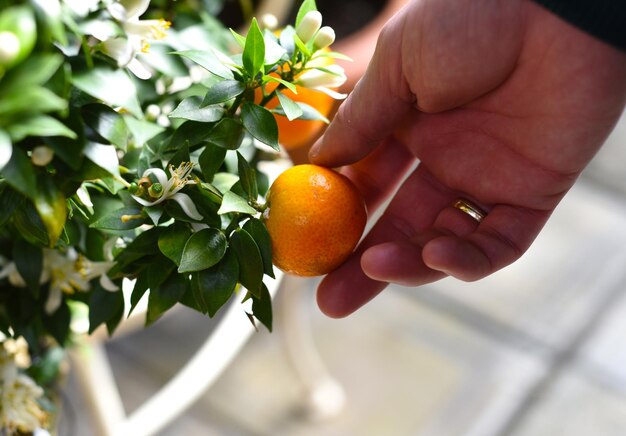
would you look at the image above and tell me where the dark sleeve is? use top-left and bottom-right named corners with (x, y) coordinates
top-left (531, 0), bottom-right (626, 52)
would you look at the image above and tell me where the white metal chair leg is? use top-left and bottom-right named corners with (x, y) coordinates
top-left (277, 274), bottom-right (346, 421)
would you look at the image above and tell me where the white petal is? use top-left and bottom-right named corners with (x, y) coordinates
top-left (102, 37), bottom-right (135, 66)
top-left (131, 194), bottom-right (161, 207)
top-left (143, 167), bottom-right (169, 186)
top-left (171, 193), bottom-right (203, 221)
top-left (100, 274), bottom-right (120, 292)
top-left (45, 288), bottom-right (62, 315)
top-left (313, 87), bottom-right (348, 100)
top-left (120, 0), bottom-right (151, 20)
top-left (128, 57), bottom-right (152, 80)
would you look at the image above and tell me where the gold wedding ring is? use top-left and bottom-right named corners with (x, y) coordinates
top-left (453, 198), bottom-right (486, 223)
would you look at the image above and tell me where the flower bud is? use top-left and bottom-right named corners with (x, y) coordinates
top-left (0, 31), bottom-right (21, 65)
top-left (31, 145), bottom-right (54, 166)
top-left (313, 26), bottom-right (335, 50)
top-left (296, 11), bottom-right (322, 43)
top-left (297, 64), bottom-right (347, 89)
top-left (128, 182), bottom-right (140, 194)
top-left (260, 13), bottom-right (278, 30)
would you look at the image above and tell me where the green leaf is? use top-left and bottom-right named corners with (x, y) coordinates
top-left (33, 176), bottom-right (67, 247)
top-left (0, 86), bottom-right (66, 117)
top-left (12, 239), bottom-right (43, 297)
top-left (167, 120), bottom-right (214, 152)
top-left (252, 283), bottom-right (273, 332)
top-left (0, 6), bottom-right (37, 68)
top-left (12, 201), bottom-right (49, 246)
top-left (169, 96), bottom-right (224, 122)
top-left (229, 28), bottom-right (246, 48)
top-left (312, 51), bottom-right (354, 62)
top-left (178, 228), bottom-right (227, 273)
top-left (72, 68), bottom-right (142, 118)
top-left (82, 104), bottom-right (128, 149)
top-left (237, 151), bottom-right (258, 202)
top-left (278, 26), bottom-right (296, 55)
top-left (0, 54), bottom-right (63, 91)
top-left (295, 0), bottom-right (318, 29)
top-left (264, 75), bottom-right (297, 93)
top-left (148, 255), bottom-right (177, 290)
top-left (112, 228), bottom-right (161, 271)
top-left (90, 206), bottom-right (147, 230)
top-left (272, 101), bottom-right (329, 123)
top-left (0, 147), bottom-right (36, 199)
top-left (0, 129), bottom-right (11, 171)
top-left (172, 50), bottom-right (234, 80)
top-left (242, 18), bottom-right (265, 77)
top-left (7, 115), bottom-right (77, 142)
top-left (240, 102), bottom-right (279, 150)
top-left (293, 34), bottom-right (311, 58)
top-left (276, 91), bottom-right (303, 121)
top-left (243, 218), bottom-right (275, 278)
top-left (0, 184), bottom-right (23, 227)
top-left (218, 190), bottom-right (257, 215)
top-left (167, 141), bottom-right (190, 168)
top-left (230, 228), bottom-right (263, 297)
top-left (201, 80), bottom-right (246, 107)
top-left (199, 143), bottom-right (226, 181)
top-left (191, 249), bottom-right (238, 316)
top-left (89, 283), bottom-right (124, 335)
top-left (158, 223), bottom-right (192, 266)
top-left (207, 117), bottom-right (245, 150)
top-left (147, 273), bottom-right (189, 326)
top-left (83, 142), bottom-right (120, 178)
top-left (43, 301), bottom-right (71, 344)
top-left (124, 116), bottom-right (165, 147)
top-left (128, 271), bottom-right (149, 317)
top-left (263, 30), bottom-right (287, 65)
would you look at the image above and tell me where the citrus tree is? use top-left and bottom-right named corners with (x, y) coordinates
top-left (0, 0), bottom-right (348, 431)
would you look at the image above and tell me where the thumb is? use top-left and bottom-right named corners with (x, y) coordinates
top-left (309, 12), bottom-right (414, 167)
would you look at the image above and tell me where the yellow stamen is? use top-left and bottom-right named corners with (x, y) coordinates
top-left (151, 19), bottom-right (171, 40)
top-left (141, 40), bottom-right (150, 53)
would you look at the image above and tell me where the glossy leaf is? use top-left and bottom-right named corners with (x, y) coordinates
top-left (252, 283), bottom-right (273, 332)
top-left (178, 228), bottom-right (227, 273)
top-left (124, 116), bottom-right (165, 147)
top-left (264, 75), bottom-right (297, 93)
top-left (272, 101), bottom-right (329, 123)
top-left (0, 86), bottom-right (66, 117)
top-left (242, 18), bottom-right (265, 77)
top-left (207, 118), bottom-right (245, 150)
top-left (7, 115), bottom-right (77, 142)
top-left (0, 53), bottom-right (63, 91)
top-left (82, 104), bottom-right (128, 149)
top-left (199, 143), bottom-right (226, 181)
top-left (230, 228), bottom-right (263, 297)
top-left (147, 273), bottom-right (189, 326)
top-left (158, 223), bottom-right (192, 266)
top-left (229, 29), bottom-right (246, 48)
top-left (89, 206), bottom-right (147, 230)
top-left (0, 130), bottom-right (11, 171)
top-left (201, 80), bottom-right (245, 107)
top-left (72, 68), bottom-right (142, 118)
top-left (0, 147), bottom-right (37, 199)
top-left (241, 102), bottom-right (279, 150)
top-left (237, 151), bottom-right (258, 202)
top-left (191, 249), bottom-right (238, 316)
top-left (12, 239), bottom-right (43, 297)
top-left (0, 184), bottom-right (23, 227)
top-left (42, 301), bottom-right (71, 345)
top-left (33, 176), bottom-right (67, 247)
top-left (168, 96), bottom-right (224, 122)
top-left (128, 271), bottom-right (149, 317)
top-left (89, 283), bottom-right (124, 335)
top-left (217, 190), bottom-right (257, 215)
top-left (263, 30), bottom-right (287, 65)
top-left (83, 142), bottom-right (120, 178)
top-left (172, 50), bottom-right (234, 80)
top-left (276, 91), bottom-right (303, 121)
top-left (243, 218), bottom-right (275, 278)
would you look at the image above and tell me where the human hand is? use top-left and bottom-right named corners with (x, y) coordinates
top-left (308, 0), bottom-right (626, 317)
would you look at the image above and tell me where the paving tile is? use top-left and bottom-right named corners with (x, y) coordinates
top-left (507, 369), bottom-right (626, 436)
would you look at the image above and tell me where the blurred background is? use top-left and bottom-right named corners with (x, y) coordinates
top-left (61, 76), bottom-right (626, 436)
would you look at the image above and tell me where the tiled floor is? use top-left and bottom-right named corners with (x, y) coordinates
top-left (60, 111), bottom-right (626, 436)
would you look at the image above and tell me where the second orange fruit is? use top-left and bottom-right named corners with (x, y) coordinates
top-left (262, 164), bottom-right (367, 276)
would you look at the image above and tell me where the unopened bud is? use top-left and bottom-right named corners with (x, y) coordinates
top-left (313, 26), bottom-right (335, 49)
top-left (0, 31), bottom-right (21, 65)
top-left (296, 11), bottom-right (322, 43)
top-left (145, 104), bottom-right (161, 120)
top-left (31, 145), bottom-right (54, 166)
top-left (298, 64), bottom-right (347, 89)
top-left (128, 182), bottom-right (140, 194)
top-left (260, 13), bottom-right (278, 30)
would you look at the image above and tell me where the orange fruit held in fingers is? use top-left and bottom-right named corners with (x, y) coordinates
top-left (262, 164), bottom-right (367, 276)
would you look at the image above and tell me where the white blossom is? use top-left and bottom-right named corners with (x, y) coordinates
top-left (313, 26), bottom-right (335, 50)
top-left (297, 64), bottom-right (348, 99)
top-left (132, 162), bottom-right (203, 221)
top-left (296, 11), bottom-right (322, 43)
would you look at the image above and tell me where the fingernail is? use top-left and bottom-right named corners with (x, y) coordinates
top-left (308, 141), bottom-right (322, 160)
